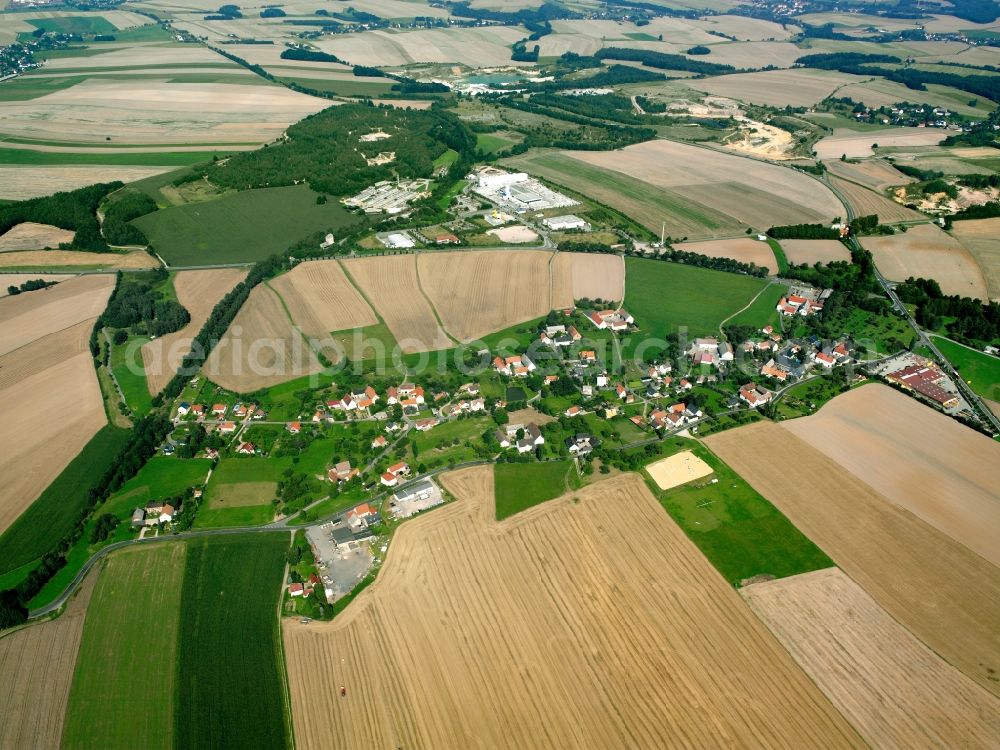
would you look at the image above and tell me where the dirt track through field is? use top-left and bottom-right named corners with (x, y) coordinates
top-left (706, 420), bottom-right (1000, 698)
top-left (0, 564), bottom-right (97, 750)
top-left (283, 468), bottom-right (863, 750)
top-left (142, 268), bottom-right (245, 394)
top-left (268, 260), bottom-right (377, 339)
top-left (743, 568), bottom-right (1000, 749)
top-left (784, 384), bottom-right (1000, 566)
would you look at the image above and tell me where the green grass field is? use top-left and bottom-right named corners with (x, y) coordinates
top-left (476, 133), bottom-right (516, 154)
top-left (194, 503), bottom-right (275, 527)
top-left (725, 284), bottom-right (784, 331)
top-left (934, 336), bottom-right (1000, 401)
top-left (275, 75), bottom-right (394, 97)
top-left (28, 15), bottom-right (116, 35)
top-left (645, 440), bottom-right (833, 585)
top-left (109, 334), bottom-right (154, 415)
top-left (624, 257), bottom-right (769, 340)
top-left (175, 534), bottom-right (291, 750)
top-left (0, 147), bottom-right (228, 166)
top-left (412, 417), bottom-right (489, 468)
top-left (103, 456), bottom-right (211, 517)
top-left (132, 184), bottom-right (363, 266)
top-left (0, 425), bottom-right (129, 576)
top-left (328, 322), bottom-right (398, 362)
top-left (62, 544), bottom-right (187, 750)
top-left (494, 460), bottom-right (576, 520)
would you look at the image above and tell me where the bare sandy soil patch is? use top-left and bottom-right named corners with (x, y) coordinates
top-left (316, 27), bottom-right (529, 68)
top-left (141, 268), bottom-right (246, 394)
top-left (815, 127), bottom-right (947, 160)
top-left (861, 223), bottom-right (988, 300)
top-left (0, 273), bottom-right (112, 356)
top-left (552, 251), bottom-right (624, 304)
top-left (646, 450), bottom-right (713, 490)
top-left (283, 467), bottom-right (863, 750)
top-left (706, 420), bottom-right (1000, 698)
top-left (780, 239), bottom-right (852, 265)
top-left (0, 166), bottom-right (173, 201)
top-left (690, 69), bottom-right (866, 108)
top-left (0, 566), bottom-right (97, 750)
top-left (0, 248), bottom-right (158, 270)
top-left (269, 260), bottom-right (378, 339)
top-left (505, 406), bottom-right (555, 426)
top-left (824, 158), bottom-right (914, 191)
top-left (784, 384), bottom-right (1000, 566)
top-left (203, 284), bottom-right (321, 392)
top-left (486, 225), bottom-right (539, 244)
top-left (417, 250), bottom-right (553, 342)
top-left (342, 255), bottom-right (452, 352)
top-left (829, 175), bottom-right (925, 223)
top-left (0, 222), bottom-right (75, 252)
top-left (722, 117), bottom-right (795, 159)
top-left (951, 218), bottom-right (1000, 301)
top-left (676, 237), bottom-right (778, 274)
top-left (0, 273), bottom-right (71, 296)
top-left (743, 568), bottom-right (1000, 749)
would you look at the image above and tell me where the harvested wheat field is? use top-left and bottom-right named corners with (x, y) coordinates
top-left (141, 268), bottom-right (246, 394)
top-left (824, 158), bottom-right (914, 191)
top-left (862, 223), bottom-right (988, 300)
top-left (706, 420), bottom-right (1000, 698)
top-left (342, 255), bottom-right (452, 352)
top-left (675, 238), bottom-right (778, 274)
top-left (743, 568), bottom-right (1000, 749)
top-left (552, 251), bottom-right (624, 305)
top-left (203, 284), bottom-right (321, 391)
top-left (0, 566), bottom-right (97, 750)
top-left (0, 318), bottom-right (92, 392)
top-left (785, 384), bottom-right (1000, 566)
top-left (0, 249), bottom-right (159, 270)
top-left (317, 26), bottom-right (529, 68)
top-left (690, 69), bottom-right (865, 108)
top-left (951, 218), bottom-right (1000, 301)
top-left (269, 260), bottom-right (377, 339)
top-left (284, 467), bottom-right (863, 750)
top-left (418, 250), bottom-right (553, 342)
top-left (0, 166), bottom-right (173, 201)
top-left (0, 273), bottom-right (71, 296)
top-left (814, 127), bottom-right (947, 160)
top-left (829, 175), bottom-right (925, 224)
top-left (779, 239), bottom-right (851, 265)
top-left (0, 274), bottom-right (112, 356)
top-left (0, 222), bottom-right (74, 252)
top-left (646, 450), bottom-right (713, 490)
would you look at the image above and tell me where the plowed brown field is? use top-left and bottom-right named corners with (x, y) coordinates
top-left (0, 274), bottom-right (112, 356)
top-left (203, 284), bottom-right (321, 392)
top-left (743, 568), bottom-right (1000, 749)
top-left (341, 255), bottom-right (452, 352)
top-left (141, 268), bottom-right (246, 394)
top-left (268, 260), bottom-right (377, 339)
top-left (951, 217), bottom-right (1000, 301)
top-left (0, 249), bottom-right (158, 270)
top-left (824, 158), bottom-right (913, 191)
top-left (706, 420), bottom-right (1000, 698)
top-left (0, 565), bottom-right (97, 750)
top-left (417, 250), bottom-right (553, 341)
top-left (553, 251), bottom-right (626, 304)
top-left (780, 239), bottom-right (851, 265)
top-left (283, 468), bottom-right (863, 750)
top-left (0, 273), bottom-right (71, 296)
top-left (829, 175), bottom-right (925, 223)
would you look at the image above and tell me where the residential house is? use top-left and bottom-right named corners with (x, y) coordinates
top-left (287, 421), bottom-right (301, 434)
top-left (205, 447), bottom-right (220, 460)
top-left (460, 383), bottom-right (481, 396)
top-left (677, 378), bottom-right (692, 392)
top-left (289, 582), bottom-right (304, 597)
top-left (586, 309), bottom-right (634, 331)
top-left (494, 355), bottom-right (535, 377)
top-left (218, 421), bottom-right (237, 434)
top-left (346, 503), bottom-right (379, 530)
top-left (190, 404), bottom-right (205, 417)
top-left (159, 503), bottom-right (176, 524)
top-left (565, 433), bottom-right (596, 455)
top-left (211, 404), bottom-right (227, 416)
top-left (372, 435), bottom-right (387, 449)
top-left (761, 359), bottom-right (789, 382)
top-left (579, 350), bottom-right (597, 363)
top-left (328, 461), bottom-right (359, 483)
top-left (414, 417), bottom-right (439, 432)
top-left (565, 405), bottom-right (582, 417)
top-left (177, 402), bottom-right (191, 416)
top-left (237, 442), bottom-right (256, 455)
top-left (739, 383), bottom-right (773, 408)
top-left (813, 351), bottom-right (836, 368)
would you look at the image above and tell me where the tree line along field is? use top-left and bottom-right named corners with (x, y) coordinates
top-left (283, 466), bottom-right (863, 750)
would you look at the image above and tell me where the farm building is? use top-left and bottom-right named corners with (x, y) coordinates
top-left (542, 215), bottom-right (589, 231)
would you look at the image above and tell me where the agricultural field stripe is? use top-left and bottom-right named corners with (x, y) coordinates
top-left (0, 148), bottom-right (233, 167)
top-left (413, 255), bottom-right (460, 345)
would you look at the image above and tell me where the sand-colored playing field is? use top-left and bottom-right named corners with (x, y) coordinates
top-left (268, 260), bottom-right (378, 340)
top-left (283, 467), bottom-right (863, 749)
top-left (779, 239), bottom-right (852, 265)
top-left (417, 250), bottom-right (554, 342)
top-left (829, 175), bottom-right (925, 224)
top-left (0, 566), bottom-right (97, 750)
top-left (646, 450), bottom-right (713, 490)
top-left (341, 255), bottom-right (452, 352)
top-left (562, 140), bottom-right (844, 234)
top-left (0, 166), bottom-right (173, 201)
top-left (951, 218), bottom-right (1000, 301)
top-left (675, 237), bottom-right (778, 274)
top-left (824, 158), bottom-right (914, 191)
top-left (743, 568), bottom-right (1000, 749)
top-left (0, 248), bottom-right (159, 270)
top-left (0, 222), bottom-right (75, 252)
top-left (551, 251), bottom-right (624, 305)
top-left (690, 68), bottom-right (866, 108)
top-left (203, 284), bottom-right (321, 392)
top-left (862, 223), bottom-right (988, 300)
top-left (0, 273), bottom-right (71, 297)
top-left (784, 384), bottom-right (1000, 566)
top-left (316, 26), bottom-right (530, 68)
top-left (141, 268), bottom-right (246, 394)
top-left (485, 225), bottom-right (539, 244)
top-left (814, 127), bottom-right (948, 160)
top-left (0, 79), bottom-right (329, 146)
top-left (706, 419), bottom-right (1000, 698)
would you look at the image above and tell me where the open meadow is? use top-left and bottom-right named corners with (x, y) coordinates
top-left (0, 568), bottom-right (97, 750)
top-left (62, 544), bottom-right (186, 750)
top-left (932, 336), bottom-right (1000, 402)
top-left (706, 417), bottom-right (1000, 699)
top-left (283, 466), bottom-right (862, 749)
top-left (951, 217), bottom-right (1000, 301)
top-left (141, 268), bottom-right (246, 394)
top-left (779, 239), bottom-right (852, 265)
top-left (743, 568), bottom-right (1000, 749)
top-left (861, 223), bottom-right (989, 300)
top-left (675, 238), bottom-right (778, 274)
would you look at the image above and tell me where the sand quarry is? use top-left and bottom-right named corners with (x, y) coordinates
top-left (283, 467), bottom-right (863, 749)
top-left (861, 223), bottom-right (989, 300)
top-left (646, 450), bottom-right (713, 490)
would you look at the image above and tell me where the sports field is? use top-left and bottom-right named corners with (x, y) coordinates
top-left (646, 450), bottom-right (713, 489)
top-left (283, 467), bottom-right (862, 749)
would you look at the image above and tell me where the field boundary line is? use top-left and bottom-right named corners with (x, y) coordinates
top-left (413, 253), bottom-right (460, 346)
top-left (718, 279), bottom-right (776, 335)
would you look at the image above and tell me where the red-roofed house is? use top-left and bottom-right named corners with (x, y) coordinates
top-left (739, 383), bottom-right (772, 408)
top-left (813, 351), bottom-right (836, 368)
top-left (372, 435), bottom-right (387, 449)
top-left (287, 421), bottom-right (301, 434)
top-left (237, 442), bottom-right (255, 455)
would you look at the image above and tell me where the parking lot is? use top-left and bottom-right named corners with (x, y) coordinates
top-left (307, 522), bottom-right (374, 602)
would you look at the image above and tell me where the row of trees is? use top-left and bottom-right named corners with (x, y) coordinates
top-left (895, 276), bottom-right (1000, 344)
top-left (0, 181), bottom-right (121, 252)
